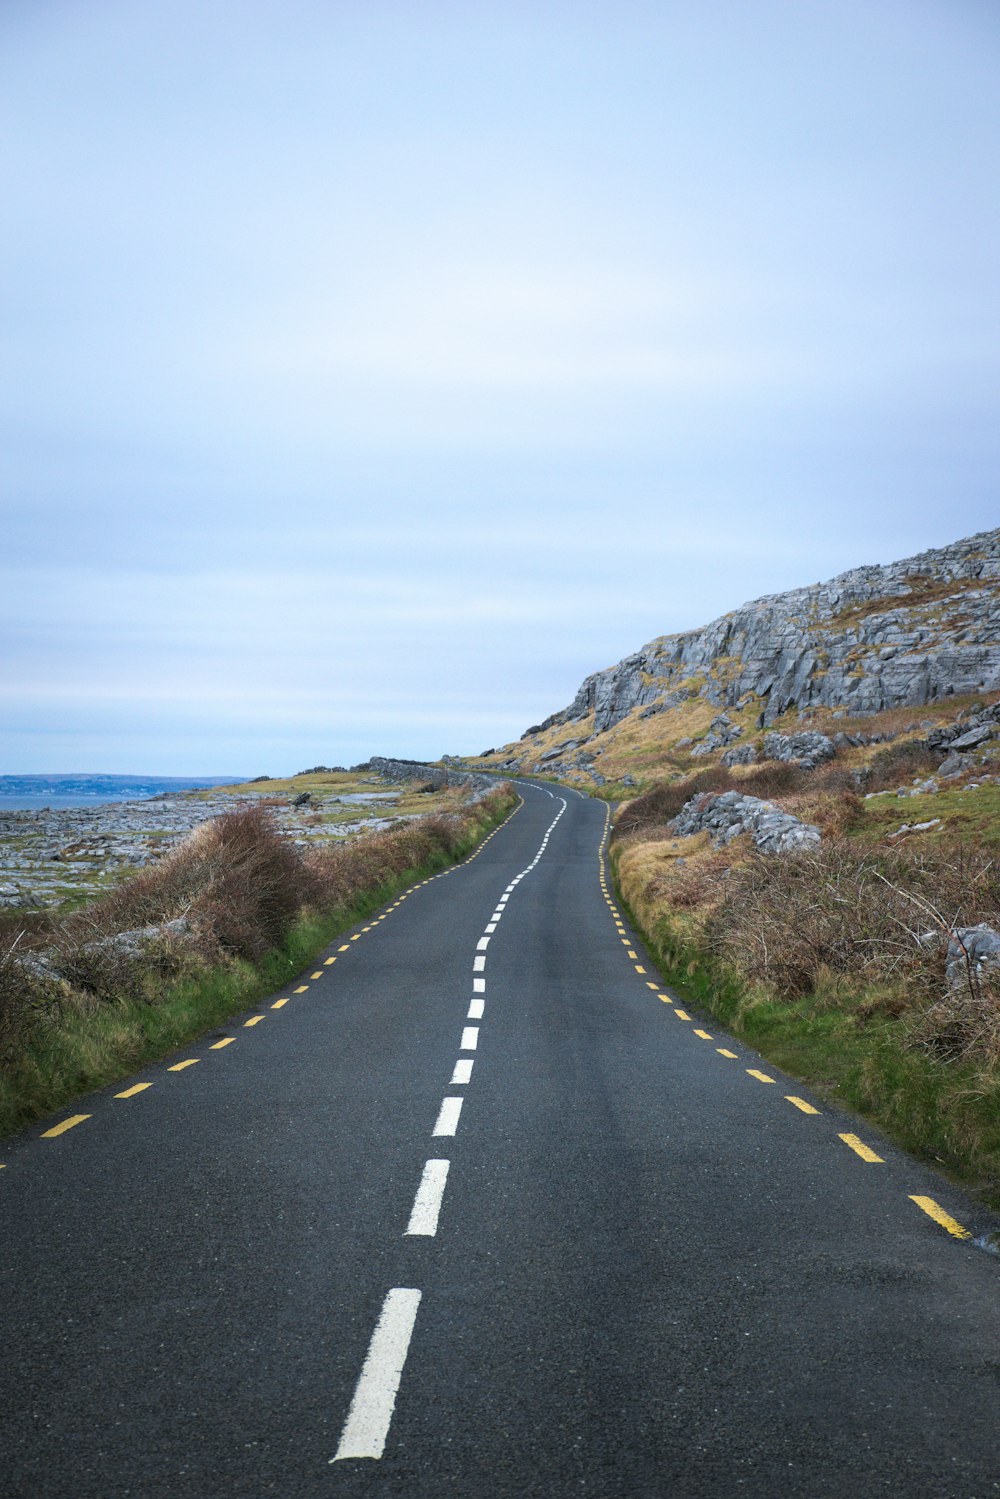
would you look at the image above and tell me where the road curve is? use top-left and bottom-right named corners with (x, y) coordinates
top-left (2, 782), bottom-right (999, 1497)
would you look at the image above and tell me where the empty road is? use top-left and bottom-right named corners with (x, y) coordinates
top-left (2, 782), bottom-right (999, 1497)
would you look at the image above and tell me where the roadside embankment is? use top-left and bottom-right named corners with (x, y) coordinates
top-left (612, 782), bottom-right (1000, 1208)
top-left (0, 784), bottom-right (516, 1138)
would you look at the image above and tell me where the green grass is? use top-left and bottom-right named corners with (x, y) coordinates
top-left (0, 791), bottom-right (517, 1141)
top-left (852, 782), bottom-right (1000, 846)
top-left (612, 865), bottom-right (1000, 1211)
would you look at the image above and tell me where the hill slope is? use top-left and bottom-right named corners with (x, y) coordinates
top-left (475, 527), bottom-right (1000, 787)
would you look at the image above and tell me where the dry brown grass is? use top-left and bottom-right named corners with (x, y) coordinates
top-left (910, 970), bottom-right (1000, 1066)
top-left (705, 835), bottom-right (1000, 1024)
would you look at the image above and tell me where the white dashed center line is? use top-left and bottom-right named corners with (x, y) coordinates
top-left (335, 786), bottom-right (570, 1468)
top-left (433, 1097), bottom-right (464, 1136)
top-left (405, 1160), bottom-right (451, 1237)
top-left (331, 1288), bottom-right (423, 1461)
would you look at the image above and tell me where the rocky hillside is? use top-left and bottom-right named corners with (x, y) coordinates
top-left (474, 527), bottom-right (1000, 787)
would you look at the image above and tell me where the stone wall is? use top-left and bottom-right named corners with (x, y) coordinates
top-left (369, 757), bottom-right (498, 801)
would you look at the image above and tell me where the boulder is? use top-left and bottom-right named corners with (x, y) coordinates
top-left (670, 790), bottom-right (821, 855)
top-left (690, 714), bottom-right (744, 758)
top-left (721, 742), bottom-right (757, 767)
top-left (945, 925), bottom-right (1000, 987)
top-left (761, 731), bottom-right (836, 769)
top-left (949, 724), bottom-right (995, 751)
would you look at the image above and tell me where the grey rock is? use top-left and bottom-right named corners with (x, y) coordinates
top-left (938, 752), bottom-right (973, 778)
top-left (533, 528), bottom-right (1000, 736)
top-left (889, 818), bottom-right (942, 838)
top-left (721, 742), bottom-right (758, 767)
top-left (670, 790), bottom-right (821, 855)
top-left (690, 714), bottom-right (744, 758)
top-left (950, 724), bottom-right (995, 750)
top-left (761, 731), bottom-right (836, 769)
top-left (945, 925), bottom-right (1000, 987)
top-left (368, 757), bottom-right (496, 802)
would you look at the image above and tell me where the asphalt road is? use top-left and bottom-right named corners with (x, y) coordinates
top-left (2, 782), bottom-right (1000, 1498)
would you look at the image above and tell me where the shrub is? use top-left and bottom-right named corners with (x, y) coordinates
top-left (863, 740), bottom-right (941, 793)
top-left (705, 836), bottom-right (1000, 1010)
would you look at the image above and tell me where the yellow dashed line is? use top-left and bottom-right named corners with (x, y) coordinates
top-left (324, 957), bottom-right (336, 965)
top-left (294, 985), bottom-right (309, 993)
top-left (116, 1083), bottom-right (152, 1099)
top-left (168, 1059), bottom-right (199, 1072)
top-left (310, 971), bottom-right (322, 980)
top-left (909, 1196), bottom-right (972, 1239)
top-left (717, 1048), bottom-right (738, 1059)
top-left (786, 1096), bottom-right (819, 1115)
top-left (694, 1029), bottom-right (713, 1040)
top-left (42, 1114), bottom-right (91, 1138)
top-left (746, 1069), bottom-right (775, 1084)
top-left (646, 982), bottom-right (658, 991)
top-left (211, 1037), bottom-right (235, 1049)
top-left (350, 934), bottom-right (361, 942)
top-left (244, 1016), bottom-right (264, 1028)
top-left (634, 965), bottom-right (646, 974)
top-left (626, 948), bottom-right (637, 958)
top-left (272, 998), bottom-right (289, 1009)
top-left (839, 1133), bottom-right (883, 1163)
top-left (338, 944), bottom-right (350, 952)
top-left (675, 1009), bottom-right (691, 1021)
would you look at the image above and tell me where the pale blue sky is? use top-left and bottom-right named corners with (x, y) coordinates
top-left (3, 1), bottom-right (999, 773)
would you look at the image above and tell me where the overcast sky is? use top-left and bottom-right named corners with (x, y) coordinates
top-left (3, 1), bottom-right (999, 774)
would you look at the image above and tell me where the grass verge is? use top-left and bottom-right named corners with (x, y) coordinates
top-left (0, 786), bottom-right (517, 1140)
top-left (611, 851), bottom-right (1000, 1211)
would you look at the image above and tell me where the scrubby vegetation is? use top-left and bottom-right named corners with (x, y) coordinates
top-left (0, 787), bottom-right (515, 1137)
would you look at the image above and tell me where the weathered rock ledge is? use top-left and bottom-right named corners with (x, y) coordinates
top-left (539, 527), bottom-right (1000, 735)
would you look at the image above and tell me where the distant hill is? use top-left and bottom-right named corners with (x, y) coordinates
top-left (474, 527), bottom-right (1000, 786)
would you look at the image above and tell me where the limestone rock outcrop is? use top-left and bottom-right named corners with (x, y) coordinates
top-left (536, 528), bottom-right (1000, 736)
top-left (670, 791), bottom-right (821, 855)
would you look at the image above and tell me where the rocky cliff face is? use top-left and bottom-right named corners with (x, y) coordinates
top-left (538, 528), bottom-right (1000, 735)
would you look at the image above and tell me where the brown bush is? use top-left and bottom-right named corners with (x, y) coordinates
top-left (910, 969), bottom-right (1000, 1065)
top-left (862, 740), bottom-right (942, 793)
top-left (739, 761), bottom-right (808, 798)
top-left (706, 836), bottom-right (1000, 1007)
top-left (0, 787), bottom-right (513, 1036)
